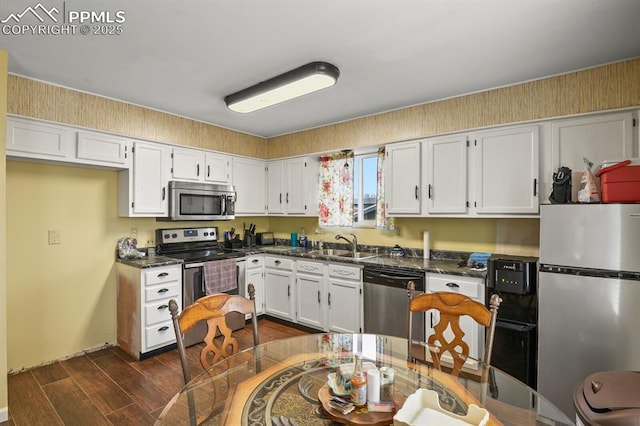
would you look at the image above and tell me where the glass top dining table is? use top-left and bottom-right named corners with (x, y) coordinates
top-left (156, 333), bottom-right (573, 426)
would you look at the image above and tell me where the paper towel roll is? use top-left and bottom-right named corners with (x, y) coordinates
top-left (423, 231), bottom-right (430, 259)
top-left (367, 369), bottom-right (380, 403)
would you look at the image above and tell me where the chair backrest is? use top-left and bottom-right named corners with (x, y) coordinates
top-left (407, 281), bottom-right (501, 377)
top-left (169, 283), bottom-right (259, 384)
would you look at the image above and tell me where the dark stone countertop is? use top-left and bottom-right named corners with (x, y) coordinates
top-left (116, 245), bottom-right (487, 279)
top-left (250, 245), bottom-right (487, 279)
top-left (116, 255), bottom-right (184, 269)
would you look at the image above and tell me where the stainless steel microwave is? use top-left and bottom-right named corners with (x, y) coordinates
top-left (163, 181), bottom-right (236, 221)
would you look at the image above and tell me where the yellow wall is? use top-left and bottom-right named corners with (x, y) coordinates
top-left (4, 57), bottom-right (640, 371)
top-left (1, 49), bottom-right (8, 419)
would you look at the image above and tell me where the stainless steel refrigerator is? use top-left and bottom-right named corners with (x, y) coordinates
top-left (538, 204), bottom-right (640, 418)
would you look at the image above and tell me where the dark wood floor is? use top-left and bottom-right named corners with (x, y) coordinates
top-left (2, 319), bottom-right (311, 426)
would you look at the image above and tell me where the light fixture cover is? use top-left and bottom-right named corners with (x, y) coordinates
top-left (225, 62), bottom-right (339, 113)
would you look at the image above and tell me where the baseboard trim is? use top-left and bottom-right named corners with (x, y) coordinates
top-left (0, 406), bottom-right (8, 422)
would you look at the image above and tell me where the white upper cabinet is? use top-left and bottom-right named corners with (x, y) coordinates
top-left (171, 146), bottom-right (202, 181)
top-left (6, 116), bottom-right (74, 160)
top-left (550, 111), bottom-right (634, 171)
top-left (233, 157), bottom-right (267, 215)
top-left (171, 147), bottom-right (232, 184)
top-left (76, 130), bottom-right (130, 167)
top-left (6, 116), bottom-right (130, 169)
top-left (385, 141), bottom-right (422, 215)
top-left (267, 157), bottom-right (319, 216)
top-left (119, 140), bottom-right (170, 216)
top-left (204, 152), bottom-right (232, 184)
top-left (267, 160), bottom-right (286, 214)
top-left (423, 134), bottom-right (468, 214)
top-left (470, 125), bottom-right (539, 214)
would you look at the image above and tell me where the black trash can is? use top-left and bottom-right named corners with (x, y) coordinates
top-left (574, 371), bottom-right (640, 425)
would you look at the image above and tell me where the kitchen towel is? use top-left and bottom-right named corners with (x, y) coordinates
top-left (203, 259), bottom-right (238, 294)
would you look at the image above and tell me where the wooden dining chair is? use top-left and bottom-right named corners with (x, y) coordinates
top-left (407, 281), bottom-right (502, 378)
top-left (168, 283), bottom-right (259, 384)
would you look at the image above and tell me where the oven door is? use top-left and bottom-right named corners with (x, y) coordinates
top-left (182, 262), bottom-right (244, 347)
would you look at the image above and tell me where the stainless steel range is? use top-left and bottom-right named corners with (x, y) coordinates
top-left (155, 226), bottom-right (246, 346)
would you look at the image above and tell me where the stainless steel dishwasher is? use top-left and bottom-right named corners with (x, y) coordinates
top-left (363, 267), bottom-right (425, 341)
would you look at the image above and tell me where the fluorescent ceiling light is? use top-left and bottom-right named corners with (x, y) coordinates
top-left (225, 62), bottom-right (340, 113)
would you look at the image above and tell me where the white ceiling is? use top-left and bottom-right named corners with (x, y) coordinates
top-left (2, 0), bottom-right (640, 138)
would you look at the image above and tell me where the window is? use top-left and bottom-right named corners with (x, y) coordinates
top-left (353, 153), bottom-right (378, 227)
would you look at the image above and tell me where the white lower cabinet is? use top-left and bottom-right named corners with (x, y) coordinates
top-left (116, 263), bottom-right (182, 359)
top-left (245, 255), bottom-right (265, 316)
top-left (425, 273), bottom-right (485, 362)
top-left (264, 256), bottom-right (295, 321)
top-left (326, 264), bottom-right (362, 333)
top-left (296, 260), bottom-right (325, 329)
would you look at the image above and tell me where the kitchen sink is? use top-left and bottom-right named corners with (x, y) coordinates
top-left (337, 251), bottom-right (378, 259)
top-left (308, 249), bottom-right (352, 257)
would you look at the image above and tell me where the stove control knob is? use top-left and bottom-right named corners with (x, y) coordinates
top-left (164, 233), bottom-right (170, 239)
top-left (204, 232), bottom-right (209, 236)
top-left (171, 233), bottom-right (178, 238)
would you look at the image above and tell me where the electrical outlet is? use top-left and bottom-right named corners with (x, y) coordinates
top-left (48, 230), bottom-right (60, 245)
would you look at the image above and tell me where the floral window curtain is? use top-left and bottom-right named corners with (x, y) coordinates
top-left (376, 147), bottom-right (396, 229)
top-left (318, 151), bottom-right (354, 227)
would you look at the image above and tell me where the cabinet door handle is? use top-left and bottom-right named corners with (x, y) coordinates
top-left (162, 187), bottom-right (166, 201)
top-left (287, 285), bottom-right (291, 297)
top-left (415, 185), bottom-right (419, 200)
top-left (430, 312), bottom-right (434, 328)
top-left (428, 184), bottom-right (433, 199)
top-left (158, 326), bottom-right (169, 332)
top-left (533, 178), bottom-right (537, 196)
top-left (445, 282), bottom-right (460, 288)
top-left (317, 290), bottom-right (321, 304)
top-left (157, 304), bottom-right (168, 310)
top-left (279, 193), bottom-right (282, 204)
top-left (286, 193), bottom-right (289, 203)
top-left (158, 288), bottom-right (169, 293)
top-left (158, 272), bottom-right (169, 277)
top-left (207, 165), bottom-right (211, 178)
top-left (328, 292), bottom-right (331, 306)
top-left (196, 164), bottom-right (200, 177)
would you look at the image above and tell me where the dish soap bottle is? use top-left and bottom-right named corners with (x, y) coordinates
top-left (350, 354), bottom-right (367, 407)
top-left (299, 228), bottom-right (308, 248)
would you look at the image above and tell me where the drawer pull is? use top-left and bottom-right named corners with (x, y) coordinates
top-left (157, 272), bottom-right (169, 277)
top-left (158, 326), bottom-right (170, 332)
top-left (252, 259), bottom-right (259, 264)
top-left (158, 288), bottom-right (169, 293)
top-left (445, 282), bottom-right (460, 288)
top-left (275, 260), bottom-right (281, 265)
top-left (157, 305), bottom-right (169, 310)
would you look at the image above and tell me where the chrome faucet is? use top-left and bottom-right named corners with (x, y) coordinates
top-left (335, 233), bottom-right (358, 256)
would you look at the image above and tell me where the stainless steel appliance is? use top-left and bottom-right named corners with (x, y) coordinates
top-left (538, 204), bottom-right (640, 418)
top-left (161, 181), bottom-right (236, 221)
top-left (363, 267), bottom-right (425, 341)
top-left (156, 226), bottom-right (246, 347)
top-left (487, 256), bottom-right (538, 389)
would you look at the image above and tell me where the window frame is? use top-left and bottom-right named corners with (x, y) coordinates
top-left (352, 152), bottom-right (378, 228)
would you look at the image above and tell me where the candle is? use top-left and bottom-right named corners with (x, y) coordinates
top-left (367, 369), bottom-right (380, 403)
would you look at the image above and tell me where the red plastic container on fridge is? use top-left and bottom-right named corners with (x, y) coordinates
top-left (596, 160), bottom-right (640, 203)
